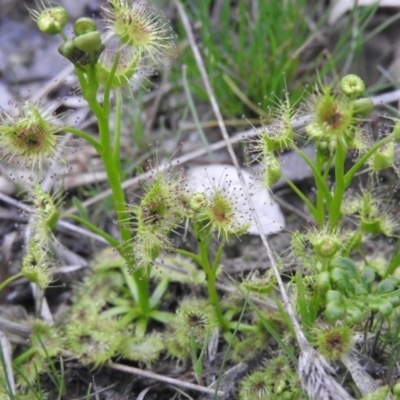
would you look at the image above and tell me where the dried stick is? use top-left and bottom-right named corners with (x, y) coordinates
top-left (107, 362), bottom-right (225, 397)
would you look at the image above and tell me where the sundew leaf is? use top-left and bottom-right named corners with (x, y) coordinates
top-left (186, 164), bottom-right (285, 235)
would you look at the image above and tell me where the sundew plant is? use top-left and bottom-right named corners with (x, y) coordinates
top-left (2, 1), bottom-right (400, 399)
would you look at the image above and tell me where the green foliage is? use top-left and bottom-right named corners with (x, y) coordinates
top-left (3, 0), bottom-right (400, 398)
top-left (176, 0), bottom-right (310, 116)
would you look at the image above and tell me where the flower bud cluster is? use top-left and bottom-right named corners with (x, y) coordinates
top-left (58, 17), bottom-right (105, 68)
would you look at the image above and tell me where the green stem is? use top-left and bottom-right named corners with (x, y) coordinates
top-left (63, 127), bottom-right (103, 154)
top-left (344, 135), bottom-right (394, 187)
top-left (81, 64), bottom-right (150, 317)
top-left (291, 143), bottom-right (332, 205)
top-left (212, 243), bottom-right (224, 270)
top-left (113, 91), bottom-right (122, 175)
top-left (100, 119), bottom-right (150, 315)
top-left (0, 272), bottom-right (22, 292)
top-left (315, 151), bottom-right (326, 225)
top-left (227, 322), bottom-right (256, 333)
top-left (12, 347), bottom-right (37, 366)
top-left (176, 248), bottom-right (201, 264)
top-left (103, 50), bottom-right (121, 117)
top-left (64, 214), bottom-right (119, 247)
top-left (284, 177), bottom-right (318, 220)
top-left (329, 139), bottom-right (346, 226)
top-left (197, 237), bottom-right (228, 331)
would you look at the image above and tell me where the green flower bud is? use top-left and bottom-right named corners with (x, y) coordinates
top-left (317, 271), bottom-right (331, 292)
top-left (316, 140), bottom-right (332, 161)
top-left (305, 122), bottom-right (325, 141)
top-left (73, 31), bottom-right (103, 53)
top-left (189, 193), bottom-right (208, 211)
top-left (74, 17), bottom-right (97, 36)
top-left (59, 37), bottom-right (104, 68)
top-left (58, 39), bottom-right (82, 63)
top-left (351, 98), bottom-right (374, 116)
top-left (325, 299), bottom-right (346, 321)
top-left (31, 6), bottom-right (68, 35)
top-left (340, 74), bottom-right (365, 96)
top-left (312, 236), bottom-right (341, 258)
